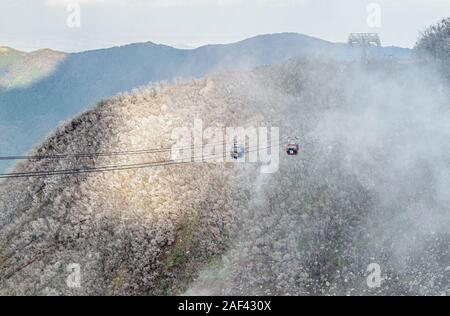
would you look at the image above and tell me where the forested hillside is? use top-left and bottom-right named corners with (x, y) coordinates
top-left (0, 47), bottom-right (65, 89)
top-left (1, 57), bottom-right (449, 295)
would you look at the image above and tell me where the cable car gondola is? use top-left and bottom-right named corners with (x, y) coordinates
top-left (230, 143), bottom-right (244, 160)
top-left (286, 143), bottom-right (299, 156)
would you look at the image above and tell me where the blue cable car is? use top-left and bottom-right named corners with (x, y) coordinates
top-left (230, 143), bottom-right (244, 160)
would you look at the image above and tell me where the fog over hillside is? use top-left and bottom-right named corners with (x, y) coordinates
top-left (0, 33), bottom-right (411, 173)
top-left (1, 56), bottom-right (449, 295)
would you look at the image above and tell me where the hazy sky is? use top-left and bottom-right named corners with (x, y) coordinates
top-left (1, 0), bottom-right (450, 52)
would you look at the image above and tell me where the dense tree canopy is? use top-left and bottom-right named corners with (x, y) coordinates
top-left (415, 18), bottom-right (450, 71)
top-left (2, 58), bottom-right (450, 295)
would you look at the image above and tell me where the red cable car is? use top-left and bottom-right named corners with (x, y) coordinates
top-left (286, 143), bottom-right (299, 156)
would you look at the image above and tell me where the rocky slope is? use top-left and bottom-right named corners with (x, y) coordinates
top-left (1, 58), bottom-right (450, 295)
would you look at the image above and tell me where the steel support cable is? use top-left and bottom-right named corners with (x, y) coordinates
top-left (0, 142), bottom-right (287, 179)
top-left (0, 139), bottom-right (233, 161)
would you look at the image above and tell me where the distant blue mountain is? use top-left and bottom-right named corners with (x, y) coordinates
top-left (0, 33), bottom-right (411, 172)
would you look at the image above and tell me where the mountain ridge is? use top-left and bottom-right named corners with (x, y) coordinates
top-left (0, 32), bottom-right (411, 173)
top-left (0, 46), bottom-right (65, 90)
top-left (2, 32), bottom-right (411, 57)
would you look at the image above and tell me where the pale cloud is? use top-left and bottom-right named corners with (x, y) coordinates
top-left (44, 0), bottom-right (307, 7)
top-left (2, 0), bottom-right (448, 51)
top-left (44, 0), bottom-right (127, 6)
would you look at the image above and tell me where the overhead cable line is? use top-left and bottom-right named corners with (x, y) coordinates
top-left (0, 139), bottom-right (230, 161)
top-left (0, 142), bottom-right (286, 179)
